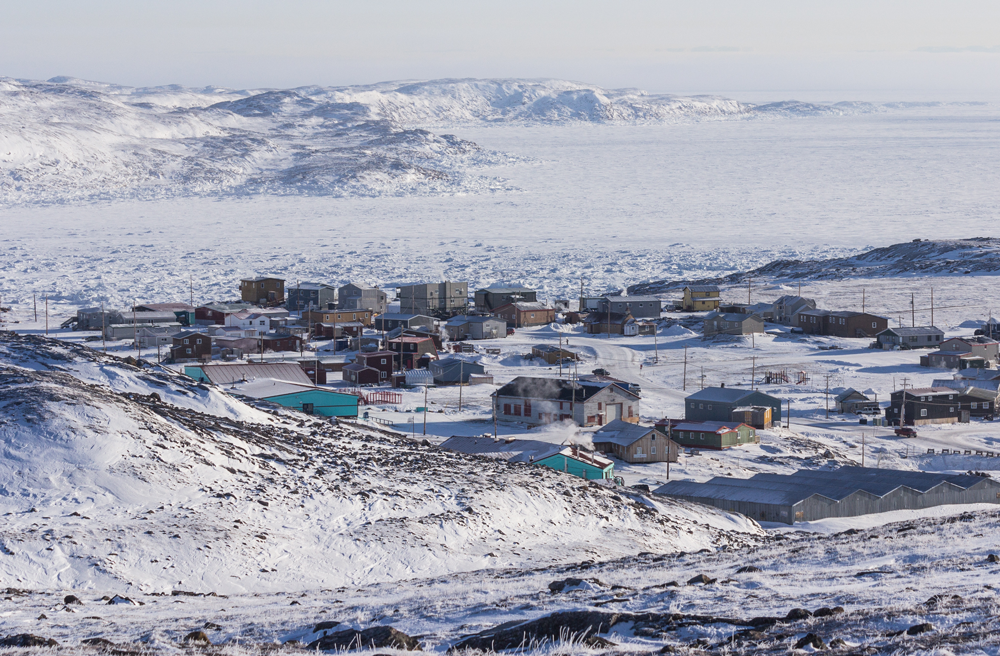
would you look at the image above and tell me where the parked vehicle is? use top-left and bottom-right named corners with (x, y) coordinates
top-left (592, 368), bottom-right (611, 376)
top-left (894, 426), bottom-right (918, 438)
top-left (506, 327), bottom-right (516, 336)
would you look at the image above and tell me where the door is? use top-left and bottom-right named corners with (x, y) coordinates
top-left (607, 403), bottom-right (623, 422)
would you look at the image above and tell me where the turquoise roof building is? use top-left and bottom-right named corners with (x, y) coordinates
top-left (535, 447), bottom-right (614, 480)
top-left (231, 380), bottom-right (359, 418)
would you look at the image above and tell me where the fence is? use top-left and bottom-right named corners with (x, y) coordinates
top-left (338, 388), bottom-right (402, 406)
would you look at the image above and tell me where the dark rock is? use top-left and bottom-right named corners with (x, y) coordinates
top-left (584, 635), bottom-right (617, 648)
top-left (631, 484), bottom-right (651, 493)
top-left (0, 634), bottom-right (59, 647)
top-left (308, 626), bottom-right (420, 651)
top-left (813, 606), bottom-right (844, 618)
top-left (64, 594), bottom-right (82, 605)
top-left (183, 630), bottom-right (212, 645)
top-left (37, 614), bottom-right (47, 620)
top-left (81, 637), bottom-right (117, 648)
top-left (794, 633), bottom-right (826, 650)
top-left (907, 622), bottom-right (933, 636)
top-left (452, 611), bottom-right (620, 652)
top-left (203, 622), bottom-right (222, 631)
top-left (987, 553), bottom-right (999, 563)
top-left (785, 608), bottom-right (813, 621)
top-left (107, 595), bottom-right (135, 605)
top-left (828, 638), bottom-right (847, 648)
top-left (314, 620), bottom-right (341, 632)
top-left (548, 577), bottom-right (603, 593)
top-left (420, 439), bottom-right (431, 447)
top-left (735, 565), bottom-right (761, 574)
top-left (687, 574), bottom-right (716, 585)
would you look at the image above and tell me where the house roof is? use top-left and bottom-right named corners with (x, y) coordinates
top-left (670, 421), bottom-right (745, 434)
top-left (685, 285), bottom-right (720, 293)
top-left (532, 345), bottom-right (575, 354)
top-left (173, 330), bottom-right (210, 340)
top-left (447, 315), bottom-right (504, 325)
top-left (879, 326), bottom-right (944, 337)
top-left (476, 287), bottom-right (535, 295)
top-left (136, 303), bottom-right (194, 312)
top-left (894, 387), bottom-right (957, 397)
top-left (705, 311), bottom-right (760, 322)
top-left (956, 386), bottom-right (999, 401)
top-left (834, 388), bottom-right (868, 403)
top-left (358, 350), bottom-right (395, 359)
top-left (377, 313), bottom-right (434, 321)
top-left (194, 362), bottom-right (312, 386)
top-left (686, 387), bottom-right (778, 404)
top-left (591, 420), bottom-right (658, 447)
top-left (495, 376), bottom-right (637, 402)
top-left (539, 447), bottom-right (614, 470)
top-left (604, 295), bottom-right (661, 304)
top-left (288, 282), bottom-right (335, 291)
top-left (242, 277), bottom-right (284, 283)
top-left (439, 436), bottom-right (562, 463)
top-left (496, 302), bottom-right (553, 312)
top-left (199, 303), bottom-right (252, 313)
top-left (431, 357), bottom-right (485, 372)
top-left (584, 312), bottom-right (633, 324)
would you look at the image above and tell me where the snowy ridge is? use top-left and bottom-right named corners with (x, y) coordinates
top-left (630, 237), bottom-right (1000, 294)
top-left (0, 76), bottom-right (940, 205)
top-left (0, 333), bottom-right (761, 594)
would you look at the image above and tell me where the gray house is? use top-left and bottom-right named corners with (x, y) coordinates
top-left (287, 282), bottom-right (337, 312)
top-left (445, 315), bottom-right (507, 340)
top-left (429, 357), bottom-right (487, 384)
top-left (76, 307), bottom-right (124, 331)
top-left (772, 296), bottom-right (816, 325)
top-left (474, 287), bottom-right (537, 313)
top-left (339, 282), bottom-right (388, 314)
top-left (876, 326), bottom-right (945, 350)
top-left (494, 377), bottom-right (640, 427)
top-left (373, 313), bottom-right (436, 332)
top-left (703, 312), bottom-right (765, 337)
top-left (685, 386), bottom-right (782, 423)
top-left (397, 281), bottom-right (468, 316)
top-left (601, 295), bottom-right (662, 319)
top-left (834, 388), bottom-right (880, 414)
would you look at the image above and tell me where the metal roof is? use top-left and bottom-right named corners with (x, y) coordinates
top-left (705, 311), bottom-right (760, 322)
top-left (495, 376), bottom-right (635, 402)
top-left (476, 287), bottom-right (534, 294)
top-left (670, 421), bottom-right (744, 434)
top-left (655, 466), bottom-right (992, 507)
top-left (591, 420), bottom-right (657, 447)
top-left (439, 436), bottom-right (562, 463)
top-left (195, 362), bottom-right (312, 386)
top-left (685, 285), bottom-right (720, 292)
top-left (288, 282), bottom-right (335, 291)
top-left (879, 326), bottom-right (943, 337)
top-left (446, 315), bottom-right (504, 325)
top-left (686, 387), bottom-right (778, 404)
top-left (834, 388), bottom-right (868, 403)
top-left (605, 295), bottom-right (661, 303)
top-left (377, 313), bottom-right (434, 321)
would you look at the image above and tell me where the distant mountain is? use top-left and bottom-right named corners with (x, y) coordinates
top-left (629, 238), bottom-right (1000, 294)
top-left (0, 76), bottom-right (936, 205)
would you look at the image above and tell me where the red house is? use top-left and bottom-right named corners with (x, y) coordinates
top-left (343, 350), bottom-right (395, 385)
top-left (387, 336), bottom-right (439, 370)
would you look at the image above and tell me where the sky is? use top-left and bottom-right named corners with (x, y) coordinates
top-left (2, 1), bottom-right (1000, 97)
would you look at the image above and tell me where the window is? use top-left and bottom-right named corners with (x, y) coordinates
top-left (690, 403), bottom-right (695, 408)
top-left (921, 408), bottom-right (928, 417)
top-left (699, 403), bottom-right (704, 409)
top-left (650, 446), bottom-right (656, 454)
top-left (628, 406), bottom-right (633, 418)
top-left (524, 401), bottom-right (532, 416)
top-left (708, 404), bottom-right (712, 410)
top-left (872, 322), bottom-right (877, 328)
top-left (353, 314), bottom-right (357, 320)
top-left (513, 405), bottom-right (522, 416)
top-left (503, 404), bottom-right (511, 415)
top-left (196, 339), bottom-right (202, 344)
top-left (598, 402), bottom-right (603, 412)
top-left (972, 402), bottom-right (979, 409)
top-left (183, 338), bottom-right (189, 345)
top-left (950, 407), bottom-right (954, 413)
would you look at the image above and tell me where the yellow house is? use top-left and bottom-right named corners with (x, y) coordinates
top-left (682, 285), bottom-right (721, 311)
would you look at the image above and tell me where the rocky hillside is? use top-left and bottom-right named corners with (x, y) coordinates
top-left (630, 237), bottom-right (1000, 294)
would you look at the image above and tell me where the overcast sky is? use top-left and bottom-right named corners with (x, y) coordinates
top-left (3, 1), bottom-right (1000, 97)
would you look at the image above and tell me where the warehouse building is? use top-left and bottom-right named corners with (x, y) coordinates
top-left (655, 467), bottom-right (1000, 524)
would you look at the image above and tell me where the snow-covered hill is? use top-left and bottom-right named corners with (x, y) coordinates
top-left (0, 76), bottom-right (919, 205)
top-left (630, 237), bottom-right (1000, 294)
top-left (0, 333), bottom-right (761, 594)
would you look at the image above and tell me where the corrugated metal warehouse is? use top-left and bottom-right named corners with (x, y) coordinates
top-left (655, 467), bottom-right (1000, 524)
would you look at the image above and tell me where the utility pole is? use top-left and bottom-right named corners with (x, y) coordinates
top-left (653, 324), bottom-right (659, 363)
top-left (458, 360), bottom-right (464, 411)
top-left (700, 367), bottom-right (705, 390)
top-left (33, 293), bottom-right (37, 322)
top-left (751, 357), bottom-right (756, 390)
top-left (862, 288), bottom-right (865, 314)
top-left (45, 295), bottom-right (49, 335)
top-left (101, 300), bottom-right (106, 353)
top-left (911, 293), bottom-right (915, 327)
top-left (682, 346), bottom-right (688, 391)
top-left (862, 432), bottom-right (866, 467)
top-left (133, 301), bottom-right (138, 357)
top-left (190, 275), bottom-right (193, 308)
top-left (931, 288), bottom-right (934, 327)
top-left (579, 277), bottom-right (584, 313)
top-left (492, 391), bottom-right (498, 438)
top-left (423, 384), bottom-right (428, 435)
top-left (559, 333), bottom-right (563, 377)
top-left (824, 373), bottom-right (832, 419)
top-left (786, 398), bottom-right (790, 429)
top-left (747, 277), bottom-right (751, 305)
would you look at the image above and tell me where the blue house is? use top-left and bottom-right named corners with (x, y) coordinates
top-left (535, 446), bottom-right (614, 480)
top-left (230, 380), bottom-right (359, 418)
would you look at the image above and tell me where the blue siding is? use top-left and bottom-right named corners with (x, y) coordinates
top-left (264, 389), bottom-right (359, 417)
top-left (534, 454), bottom-right (613, 480)
top-left (184, 366), bottom-right (209, 383)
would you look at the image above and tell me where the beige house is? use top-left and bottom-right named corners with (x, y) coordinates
top-left (592, 420), bottom-right (679, 463)
top-left (682, 285), bottom-right (720, 311)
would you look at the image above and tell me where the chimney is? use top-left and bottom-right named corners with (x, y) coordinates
top-left (720, 382), bottom-right (725, 388)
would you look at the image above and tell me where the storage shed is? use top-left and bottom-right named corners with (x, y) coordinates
top-left (685, 387), bottom-right (782, 423)
top-left (655, 467), bottom-right (1000, 524)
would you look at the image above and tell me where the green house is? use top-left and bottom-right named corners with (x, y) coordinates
top-left (535, 447), bottom-right (614, 480)
top-left (658, 421), bottom-right (758, 450)
top-left (231, 380), bottom-right (359, 418)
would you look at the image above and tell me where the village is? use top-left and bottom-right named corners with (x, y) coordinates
top-left (13, 271), bottom-right (995, 528)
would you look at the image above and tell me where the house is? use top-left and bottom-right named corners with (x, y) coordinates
top-left (493, 377), bottom-right (640, 427)
top-left (729, 406), bottom-right (776, 428)
top-left (303, 308), bottom-right (374, 328)
top-left (342, 350), bottom-right (395, 385)
top-left (102, 311), bottom-right (180, 339)
top-left (938, 336), bottom-right (1000, 361)
top-left (134, 324), bottom-right (184, 348)
top-left (228, 380), bottom-right (359, 418)
top-left (260, 333), bottom-right (301, 352)
top-left (584, 311), bottom-right (635, 336)
top-left (599, 295), bottom-right (662, 319)
top-left (703, 312), bottom-right (765, 337)
top-left (104, 321), bottom-right (182, 341)
top-left (534, 446), bottom-right (615, 481)
top-left (876, 326), bottom-right (945, 350)
top-left (386, 326), bottom-right (443, 350)
top-left (682, 285), bottom-right (721, 312)
top-left (195, 303), bottom-right (253, 325)
top-left (444, 315), bottom-right (507, 340)
top-left (387, 335), bottom-right (439, 370)
top-left (373, 313), bottom-right (435, 332)
top-left (240, 277), bottom-right (285, 305)
top-left (796, 310), bottom-right (888, 338)
top-left (955, 387), bottom-right (998, 418)
top-left (531, 345), bottom-right (581, 365)
top-left (889, 388), bottom-right (964, 425)
top-left (592, 420), bottom-right (679, 463)
top-left (933, 369), bottom-right (1000, 394)
top-left (136, 302), bottom-right (195, 314)
top-left (169, 331), bottom-right (212, 362)
top-left (921, 350), bottom-right (989, 370)
top-left (493, 302), bottom-right (556, 328)
top-left (287, 282), bottom-right (337, 312)
top-left (834, 388), bottom-right (880, 414)
top-left (772, 296), bottom-right (816, 325)
top-left (338, 282), bottom-right (388, 314)
top-left (184, 362), bottom-right (314, 386)
top-left (75, 308), bottom-right (123, 331)
top-left (429, 358), bottom-right (487, 384)
top-left (684, 386), bottom-right (782, 424)
top-left (474, 287), bottom-right (537, 313)
top-left (397, 281), bottom-right (468, 316)
top-left (655, 420), bottom-right (758, 450)
top-left (225, 310), bottom-right (276, 336)
top-left (313, 321), bottom-right (364, 339)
